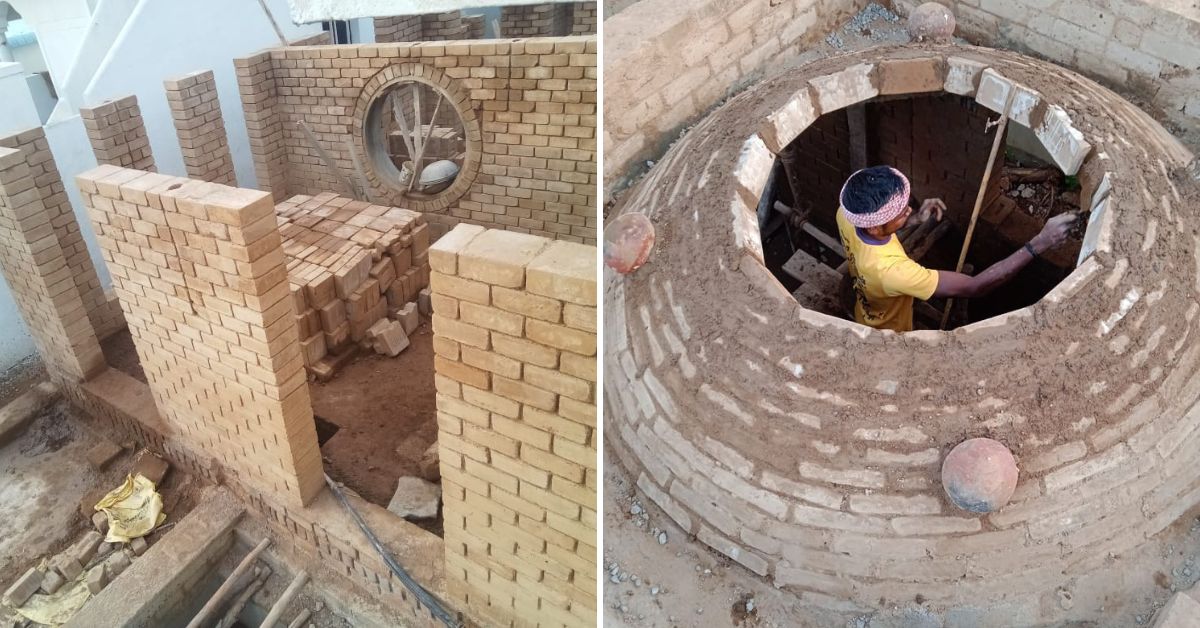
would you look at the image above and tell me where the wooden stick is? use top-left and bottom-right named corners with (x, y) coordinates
top-left (254, 0), bottom-right (289, 47)
top-left (343, 136), bottom-right (373, 203)
top-left (260, 570), bottom-right (310, 627)
top-left (215, 567), bottom-right (272, 628)
top-left (938, 89), bottom-right (1017, 330)
top-left (389, 94), bottom-right (418, 186)
top-left (297, 120), bottom-right (356, 199)
top-left (185, 538), bottom-right (271, 628)
top-left (410, 94), bottom-right (445, 191)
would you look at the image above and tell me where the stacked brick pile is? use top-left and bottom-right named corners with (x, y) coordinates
top-left (275, 192), bottom-right (431, 377)
top-left (79, 96), bottom-right (156, 172)
top-left (430, 225), bottom-right (597, 627)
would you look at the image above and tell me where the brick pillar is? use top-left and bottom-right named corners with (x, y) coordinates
top-left (77, 166), bottom-right (323, 506)
top-left (374, 15), bottom-right (423, 42)
top-left (569, 2), bottom-right (596, 35)
top-left (79, 95), bottom-right (156, 171)
top-left (233, 52), bottom-right (288, 201)
top-left (463, 15), bottom-right (485, 39)
top-left (500, 3), bottom-right (569, 36)
top-left (422, 11), bottom-right (467, 39)
top-left (164, 70), bottom-right (237, 186)
top-left (430, 225), bottom-right (597, 628)
top-left (0, 147), bottom-right (106, 382)
top-left (0, 127), bottom-right (125, 340)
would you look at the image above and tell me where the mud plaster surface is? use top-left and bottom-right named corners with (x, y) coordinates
top-left (604, 446), bottom-right (1200, 627)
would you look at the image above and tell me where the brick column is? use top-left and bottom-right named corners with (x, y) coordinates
top-left (430, 225), bottom-right (597, 627)
top-left (0, 147), bottom-right (106, 382)
top-left (499, 4), bottom-right (570, 36)
top-left (0, 127), bottom-right (125, 340)
top-left (77, 166), bottom-right (323, 506)
top-left (374, 15), bottom-right (423, 42)
top-left (570, 2), bottom-right (596, 35)
top-left (79, 95), bottom-right (156, 171)
top-left (164, 70), bottom-right (237, 186)
top-left (233, 52), bottom-right (288, 201)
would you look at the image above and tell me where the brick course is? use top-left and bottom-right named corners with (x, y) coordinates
top-left (431, 224), bottom-right (596, 627)
top-left (164, 70), bottom-right (237, 186)
top-left (76, 166), bottom-right (324, 506)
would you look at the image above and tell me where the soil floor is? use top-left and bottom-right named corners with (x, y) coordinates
top-left (0, 397), bottom-right (202, 626)
top-left (308, 320), bottom-right (441, 534)
top-left (603, 446), bottom-right (1200, 628)
top-left (0, 354), bottom-right (47, 409)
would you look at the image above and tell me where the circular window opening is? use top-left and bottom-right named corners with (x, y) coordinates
top-left (364, 80), bottom-right (467, 198)
top-left (762, 92), bottom-right (1084, 331)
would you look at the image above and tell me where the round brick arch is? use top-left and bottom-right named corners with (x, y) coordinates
top-left (605, 43), bottom-right (1199, 622)
top-left (352, 63), bottom-right (483, 212)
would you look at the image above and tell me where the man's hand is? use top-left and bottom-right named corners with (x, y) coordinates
top-left (916, 198), bottom-right (946, 224)
top-left (1030, 212), bottom-right (1077, 253)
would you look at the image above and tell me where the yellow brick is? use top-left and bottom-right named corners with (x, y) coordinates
top-left (435, 355), bottom-right (491, 389)
top-left (524, 364), bottom-right (591, 402)
top-left (430, 270), bottom-right (490, 304)
top-left (460, 301), bottom-right (524, 336)
top-left (494, 375), bottom-right (557, 411)
top-left (492, 332), bottom-right (558, 368)
top-left (461, 345), bottom-right (523, 379)
top-left (433, 314), bottom-right (489, 349)
top-left (562, 302), bottom-right (595, 332)
top-left (491, 413), bottom-right (552, 449)
top-left (493, 285), bottom-right (562, 322)
top-left (526, 319), bottom-right (594, 356)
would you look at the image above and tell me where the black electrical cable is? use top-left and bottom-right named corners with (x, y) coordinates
top-left (323, 474), bottom-right (462, 628)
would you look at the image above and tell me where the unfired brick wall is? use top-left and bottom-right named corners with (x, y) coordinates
top-left (77, 166), bottom-right (324, 507)
top-left (431, 225), bottom-right (597, 628)
top-left (234, 38), bottom-right (597, 245)
top-left (894, 0), bottom-right (1200, 147)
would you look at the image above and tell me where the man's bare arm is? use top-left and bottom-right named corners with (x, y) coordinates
top-left (933, 212), bottom-right (1077, 299)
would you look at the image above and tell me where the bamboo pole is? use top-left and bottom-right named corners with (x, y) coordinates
top-left (938, 89), bottom-right (1017, 330)
top-left (254, 0), bottom-right (289, 47)
top-left (260, 570), bottom-right (310, 627)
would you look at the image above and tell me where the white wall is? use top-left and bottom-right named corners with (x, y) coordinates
top-left (0, 62), bottom-right (40, 135)
top-left (82, 0), bottom-right (320, 188)
top-left (0, 60), bottom-right (43, 371)
top-left (287, 0), bottom-right (571, 22)
top-left (2, 0), bottom-right (92, 89)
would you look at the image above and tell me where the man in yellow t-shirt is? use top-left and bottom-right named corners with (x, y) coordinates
top-left (835, 166), bottom-right (1076, 332)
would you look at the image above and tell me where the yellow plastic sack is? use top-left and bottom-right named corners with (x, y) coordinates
top-left (11, 563), bottom-right (91, 626)
top-left (94, 473), bottom-right (165, 543)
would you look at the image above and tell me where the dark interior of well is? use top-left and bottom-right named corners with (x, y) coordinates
top-left (761, 92), bottom-right (1084, 330)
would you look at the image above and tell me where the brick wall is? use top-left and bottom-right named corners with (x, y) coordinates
top-left (0, 127), bottom-right (126, 340)
top-left (430, 225), bottom-right (596, 627)
top-left (76, 166), bottom-right (324, 507)
top-left (0, 147), bottom-right (107, 382)
top-left (604, 0), bottom-right (868, 194)
top-left (570, 2), bottom-right (597, 35)
top-left (80, 95), bottom-right (157, 172)
top-left (164, 70), bottom-right (238, 186)
top-left (892, 0), bottom-right (1200, 147)
top-left (233, 37), bottom-right (597, 245)
top-left (374, 15), bottom-right (424, 43)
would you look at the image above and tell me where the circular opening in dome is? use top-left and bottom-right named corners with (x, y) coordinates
top-left (364, 79), bottom-right (468, 198)
top-left (761, 92), bottom-right (1085, 331)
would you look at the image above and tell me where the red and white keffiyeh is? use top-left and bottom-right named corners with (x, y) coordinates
top-left (839, 167), bottom-right (911, 228)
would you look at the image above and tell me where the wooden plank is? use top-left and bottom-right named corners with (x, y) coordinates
top-left (800, 221), bottom-right (846, 259)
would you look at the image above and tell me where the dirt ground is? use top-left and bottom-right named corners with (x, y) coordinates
top-left (603, 446), bottom-right (1200, 627)
top-left (0, 354), bottom-right (47, 409)
top-left (0, 397), bottom-right (203, 625)
top-left (308, 321), bottom-right (440, 532)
